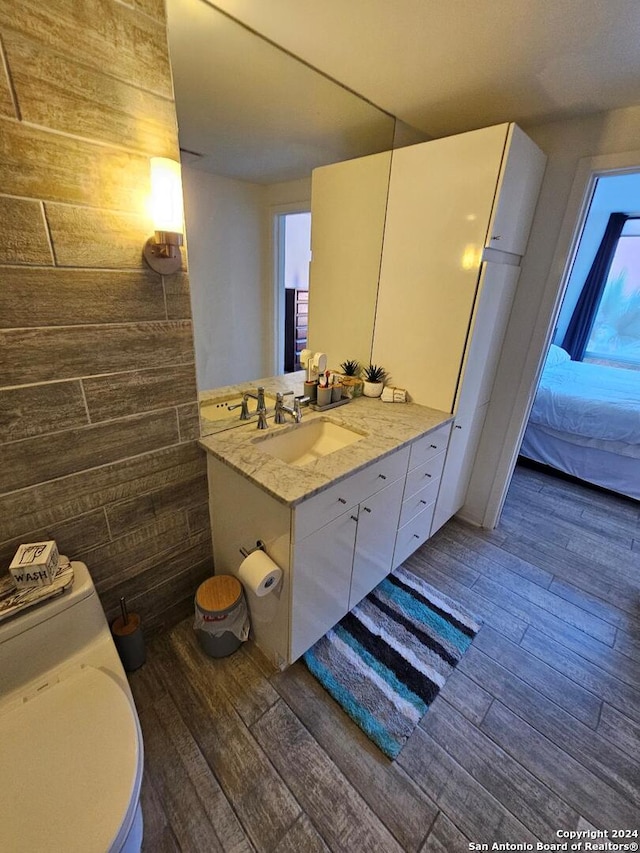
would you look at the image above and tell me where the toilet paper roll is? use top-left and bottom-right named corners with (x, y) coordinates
top-left (238, 550), bottom-right (282, 597)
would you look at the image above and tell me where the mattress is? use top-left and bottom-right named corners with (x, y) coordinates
top-left (521, 350), bottom-right (640, 499)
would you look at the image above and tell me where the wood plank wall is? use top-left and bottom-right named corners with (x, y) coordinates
top-left (0, 0), bottom-right (213, 633)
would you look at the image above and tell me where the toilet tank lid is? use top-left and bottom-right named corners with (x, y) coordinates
top-left (0, 561), bottom-right (94, 645)
top-left (0, 664), bottom-right (141, 853)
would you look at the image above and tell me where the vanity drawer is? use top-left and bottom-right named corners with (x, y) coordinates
top-left (404, 450), bottom-right (446, 500)
top-left (408, 423), bottom-right (451, 471)
top-left (399, 477), bottom-right (441, 528)
top-left (393, 501), bottom-right (436, 568)
top-left (294, 445), bottom-right (410, 542)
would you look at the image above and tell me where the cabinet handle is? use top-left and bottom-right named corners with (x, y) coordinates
top-left (492, 234), bottom-right (502, 241)
top-left (455, 425), bottom-right (462, 430)
top-left (338, 497), bottom-right (347, 504)
top-left (424, 472), bottom-right (432, 478)
top-left (350, 514), bottom-right (358, 522)
top-left (377, 473), bottom-right (387, 480)
top-left (413, 533), bottom-right (420, 539)
top-left (430, 443), bottom-right (437, 449)
top-left (420, 499), bottom-right (427, 505)
top-left (363, 506), bottom-right (372, 513)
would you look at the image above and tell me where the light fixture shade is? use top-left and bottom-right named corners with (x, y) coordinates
top-left (149, 157), bottom-right (184, 235)
top-left (143, 157), bottom-right (185, 274)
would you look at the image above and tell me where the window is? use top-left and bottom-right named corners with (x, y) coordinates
top-left (585, 218), bottom-right (640, 369)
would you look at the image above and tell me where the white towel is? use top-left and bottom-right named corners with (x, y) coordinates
top-left (381, 386), bottom-right (407, 403)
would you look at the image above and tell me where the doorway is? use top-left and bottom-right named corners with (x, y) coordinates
top-left (274, 210), bottom-right (311, 374)
top-left (489, 155), bottom-right (640, 527)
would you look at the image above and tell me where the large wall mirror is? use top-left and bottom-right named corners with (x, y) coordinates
top-left (166, 0), bottom-right (425, 433)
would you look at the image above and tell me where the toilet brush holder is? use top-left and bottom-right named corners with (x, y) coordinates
top-left (111, 597), bottom-right (146, 672)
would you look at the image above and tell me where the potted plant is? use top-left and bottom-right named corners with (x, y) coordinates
top-left (339, 359), bottom-right (364, 398)
top-left (361, 363), bottom-right (387, 397)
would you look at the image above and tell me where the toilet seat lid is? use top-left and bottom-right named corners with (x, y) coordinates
top-left (0, 665), bottom-right (141, 853)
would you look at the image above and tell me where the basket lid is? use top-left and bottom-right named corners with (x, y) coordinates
top-left (196, 575), bottom-right (242, 615)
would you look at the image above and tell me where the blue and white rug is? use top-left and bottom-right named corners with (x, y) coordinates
top-left (303, 566), bottom-right (481, 759)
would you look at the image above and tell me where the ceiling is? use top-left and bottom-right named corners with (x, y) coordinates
top-left (201, 0), bottom-right (640, 138)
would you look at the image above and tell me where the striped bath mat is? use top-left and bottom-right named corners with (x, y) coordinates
top-left (303, 566), bottom-right (481, 759)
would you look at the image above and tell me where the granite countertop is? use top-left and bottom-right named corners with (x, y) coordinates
top-left (199, 379), bottom-right (451, 507)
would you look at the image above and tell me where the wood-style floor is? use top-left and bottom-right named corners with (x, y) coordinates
top-left (130, 464), bottom-right (640, 852)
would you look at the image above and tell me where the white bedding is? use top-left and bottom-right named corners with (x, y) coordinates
top-left (528, 359), bottom-right (640, 445)
top-left (521, 350), bottom-right (640, 499)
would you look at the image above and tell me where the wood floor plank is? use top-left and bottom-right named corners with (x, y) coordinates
top-left (480, 701), bottom-right (639, 829)
top-left (473, 572), bottom-right (616, 647)
top-left (133, 657), bottom-right (253, 853)
top-left (135, 692), bottom-right (225, 852)
top-left (614, 629), bottom-right (640, 661)
top-left (434, 522), bottom-right (554, 588)
top-left (421, 697), bottom-right (581, 838)
top-left (548, 576), bottom-right (640, 634)
top-left (140, 776), bottom-right (182, 853)
top-left (496, 527), bottom-right (638, 617)
top-left (457, 647), bottom-right (638, 804)
top-left (271, 659), bottom-right (437, 853)
top-left (521, 626), bottom-right (640, 724)
top-left (272, 815), bottom-right (329, 853)
top-left (462, 629), bottom-right (601, 728)
top-left (173, 621), bottom-right (280, 728)
top-left (505, 499), bottom-right (638, 580)
top-left (506, 477), bottom-right (636, 549)
top-left (470, 559), bottom-right (615, 644)
top-left (501, 503), bottom-right (572, 548)
top-left (419, 811), bottom-right (469, 853)
top-left (252, 699), bottom-right (405, 853)
top-left (597, 703), bottom-right (640, 756)
top-left (406, 553), bottom-right (528, 642)
top-left (152, 634), bottom-right (301, 852)
top-left (436, 668), bottom-right (493, 727)
top-left (397, 726), bottom-right (538, 844)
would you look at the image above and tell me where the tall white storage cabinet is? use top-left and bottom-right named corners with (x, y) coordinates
top-left (371, 123), bottom-right (545, 534)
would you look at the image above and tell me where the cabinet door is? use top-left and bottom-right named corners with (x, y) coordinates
top-left (454, 262), bottom-right (520, 414)
top-left (349, 478), bottom-right (404, 610)
top-left (372, 125), bottom-right (507, 412)
top-left (486, 124), bottom-right (546, 256)
top-left (308, 150), bottom-right (392, 369)
top-left (431, 403), bottom-right (489, 536)
top-left (290, 510), bottom-right (358, 662)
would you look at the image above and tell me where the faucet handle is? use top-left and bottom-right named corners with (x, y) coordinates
top-left (293, 397), bottom-right (310, 422)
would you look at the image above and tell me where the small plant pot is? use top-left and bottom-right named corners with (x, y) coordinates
top-left (363, 381), bottom-right (384, 398)
top-left (341, 376), bottom-right (364, 398)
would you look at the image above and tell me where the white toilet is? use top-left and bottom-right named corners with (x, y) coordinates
top-left (0, 561), bottom-right (144, 853)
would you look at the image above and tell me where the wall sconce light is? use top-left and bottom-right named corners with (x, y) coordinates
top-left (143, 157), bottom-right (184, 275)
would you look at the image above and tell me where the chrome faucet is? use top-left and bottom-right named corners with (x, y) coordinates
top-left (228, 386), bottom-right (267, 424)
top-left (275, 392), bottom-right (309, 424)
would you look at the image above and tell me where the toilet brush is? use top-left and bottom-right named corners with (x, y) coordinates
top-left (111, 596), bottom-right (146, 672)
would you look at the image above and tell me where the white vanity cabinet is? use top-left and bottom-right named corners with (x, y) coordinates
top-left (290, 446), bottom-right (409, 661)
top-left (392, 422), bottom-right (451, 568)
top-left (206, 423), bottom-right (452, 668)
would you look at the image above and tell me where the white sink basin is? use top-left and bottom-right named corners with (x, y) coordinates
top-left (256, 418), bottom-right (365, 466)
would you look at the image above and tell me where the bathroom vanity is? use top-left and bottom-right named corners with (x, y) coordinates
top-left (201, 391), bottom-right (451, 667)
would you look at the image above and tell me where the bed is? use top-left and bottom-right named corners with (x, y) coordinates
top-left (520, 344), bottom-right (640, 500)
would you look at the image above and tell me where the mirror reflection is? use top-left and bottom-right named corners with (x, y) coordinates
top-left (166, 0), bottom-right (423, 434)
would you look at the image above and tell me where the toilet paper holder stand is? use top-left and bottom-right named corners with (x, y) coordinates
top-left (239, 539), bottom-right (266, 559)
